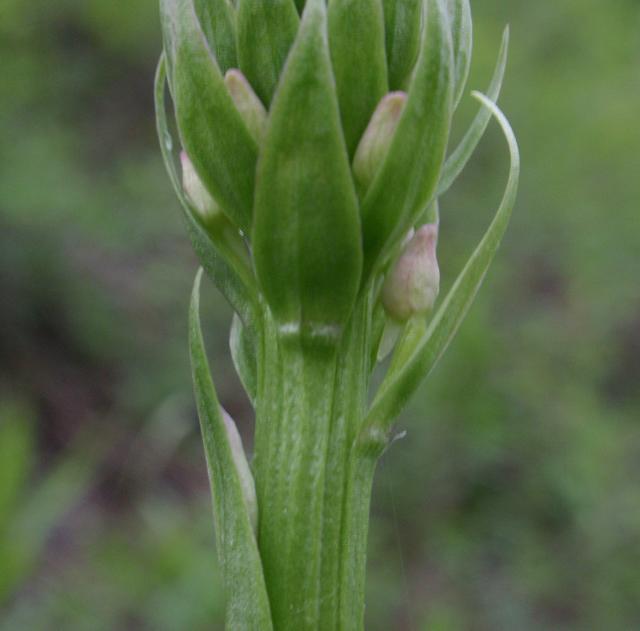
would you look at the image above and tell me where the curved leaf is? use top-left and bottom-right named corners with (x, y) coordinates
top-left (438, 26), bottom-right (509, 196)
top-left (328, 0), bottom-right (388, 157)
top-left (361, 0), bottom-right (454, 283)
top-left (382, 0), bottom-right (422, 91)
top-left (154, 56), bottom-right (258, 325)
top-left (160, 0), bottom-right (258, 234)
top-left (236, 0), bottom-right (299, 108)
top-left (252, 0), bottom-right (362, 342)
top-left (360, 93), bottom-right (520, 449)
top-left (189, 270), bottom-right (273, 630)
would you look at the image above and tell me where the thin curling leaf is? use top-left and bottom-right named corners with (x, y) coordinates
top-left (360, 93), bottom-right (519, 452)
top-left (236, 0), bottom-right (299, 107)
top-left (194, 0), bottom-right (237, 73)
top-left (230, 313), bottom-right (258, 405)
top-left (189, 271), bottom-right (273, 630)
top-left (160, 0), bottom-right (258, 234)
top-left (448, 0), bottom-right (472, 110)
top-left (252, 0), bottom-right (362, 342)
top-left (438, 26), bottom-right (509, 196)
top-left (382, 0), bottom-right (422, 91)
top-left (361, 0), bottom-right (453, 283)
top-left (155, 56), bottom-right (258, 326)
top-left (328, 0), bottom-right (388, 157)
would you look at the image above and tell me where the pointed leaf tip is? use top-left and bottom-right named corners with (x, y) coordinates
top-left (252, 0), bottom-right (362, 341)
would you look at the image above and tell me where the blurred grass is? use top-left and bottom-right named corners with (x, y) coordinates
top-left (1, 0), bottom-right (639, 629)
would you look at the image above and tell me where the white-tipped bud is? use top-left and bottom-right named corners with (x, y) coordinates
top-left (382, 223), bottom-right (441, 322)
top-left (353, 91), bottom-right (407, 193)
top-left (180, 151), bottom-right (222, 224)
top-left (224, 69), bottom-right (268, 145)
top-left (222, 408), bottom-right (258, 534)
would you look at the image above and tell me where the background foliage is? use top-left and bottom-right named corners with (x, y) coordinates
top-left (1, 0), bottom-right (639, 629)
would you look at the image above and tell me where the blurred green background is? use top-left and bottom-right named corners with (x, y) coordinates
top-left (1, 0), bottom-right (639, 629)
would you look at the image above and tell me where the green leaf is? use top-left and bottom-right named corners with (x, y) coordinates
top-left (361, 0), bottom-right (454, 282)
top-left (328, 0), bottom-right (388, 157)
top-left (236, 0), bottom-right (300, 108)
top-left (189, 270), bottom-right (273, 630)
top-left (438, 26), bottom-right (509, 196)
top-left (230, 313), bottom-right (258, 405)
top-left (252, 0), bottom-right (362, 342)
top-left (360, 93), bottom-right (520, 450)
top-left (448, 0), bottom-right (473, 110)
top-left (194, 0), bottom-right (237, 73)
top-left (160, 0), bottom-right (258, 234)
top-left (382, 0), bottom-right (422, 91)
top-left (154, 56), bottom-right (258, 325)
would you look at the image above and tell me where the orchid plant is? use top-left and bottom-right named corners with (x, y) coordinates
top-left (154, 0), bottom-right (519, 628)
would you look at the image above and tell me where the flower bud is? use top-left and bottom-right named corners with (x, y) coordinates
top-left (224, 69), bottom-right (268, 145)
top-left (353, 91), bottom-right (407, 194)
top-left (180, 151), bottom-right (222, 225)
top-left (222, 408), bottom-right (258, 534)
top-left (382, 223), bottom-right (440, 322)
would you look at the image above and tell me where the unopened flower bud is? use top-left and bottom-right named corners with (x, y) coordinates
top-left (224, 69), bottom-right (268, 145)
top-left (353, 92), bottom-right (407, 194)
top-left (382, 223), bottom-right (441, 322)
top-left (222, 408), bottom-right (258, 534)
top-left (180, 151), bottom-right (222, 224)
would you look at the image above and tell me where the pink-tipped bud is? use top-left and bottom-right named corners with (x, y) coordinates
top-left (224, 69), bottom-right (268, 145)
top-left (353, 91), bottom-right (407, 194)
top-left (382, 224), bottom-right (441, 322)
top-left (222, 408), bottom-right (258, 534)
top-left (180, 151), bottom-right (221, 223)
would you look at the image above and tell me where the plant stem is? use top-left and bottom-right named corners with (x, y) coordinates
top-left (253, 297), bottom-right (378, 631)
top-left (255, 324), bottom-right (339, 630)
top-left (318, 296), bottom-right (369, 629)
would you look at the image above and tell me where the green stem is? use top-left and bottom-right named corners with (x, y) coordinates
top-left (338, 451), bottom-right (378, 630)
top-left (255, 328), bottom-right (340, 630)
top-left (253, 295), bottom-right (380, 631)
top-left (318, 297), bottom-right (370, 629)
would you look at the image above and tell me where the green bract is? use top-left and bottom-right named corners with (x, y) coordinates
top-left (155, 0), bottom-right (519, 628)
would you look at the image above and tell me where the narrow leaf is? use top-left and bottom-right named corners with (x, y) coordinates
top-left (438, 26), bottom-right (509, 196)
top-left (160, 0), bottom-right (258, 234)
top-left (252, 0), bottom-right (362, 341)
top-left (361, 94), bottom-right (519, 443)
top-left (236, 0), bottom-right (300, 107)
top-left (328, 0), bottom-right (388, 157)
top-left (361, 0), bottom-right (454, 282)
top-left (382, 0), bottom-right (422, 91)
top-left (189, 270), bottom-right (273, 630)
top-left (448, 0), bottom-right (472, 110)
top-left (194, 0), bottom-right (237, 72)
top-left (155, 56), bottom-right (258, 325)
top-left (230, 313), bottom-right (258, 405)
